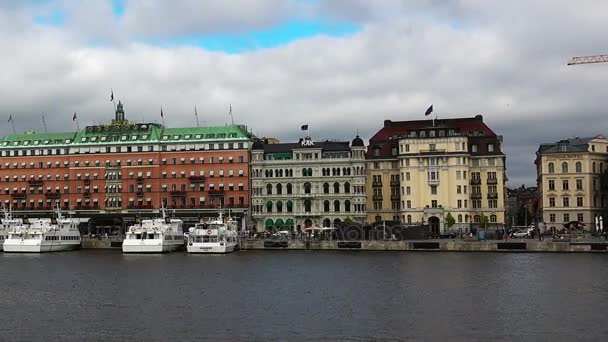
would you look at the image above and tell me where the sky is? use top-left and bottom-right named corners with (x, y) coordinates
top-left (1, 0), bottom-right (608, 187)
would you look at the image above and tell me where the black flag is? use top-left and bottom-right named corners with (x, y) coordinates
top-left (110, 90), bottom-right (114, 101)
top-left (425, 105), bottom-right (433, 116)
top-left (301, 124), bottom-right (308, 131)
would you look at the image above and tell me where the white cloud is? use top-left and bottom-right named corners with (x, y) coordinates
top-left (1, 1), bottom-right (607, 186)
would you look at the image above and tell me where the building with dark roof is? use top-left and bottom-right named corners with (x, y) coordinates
top-left (535, 135), bottom-right (608, 233)
top-left (366, 115), bottom-right (506, 233)
top-left (250, 136), bottom-right (366, 231)
top-left (0, 102), bottom-right (256, 228)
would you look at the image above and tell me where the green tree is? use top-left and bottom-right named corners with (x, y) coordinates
top-left (479, 214), bottom-right (490, 230)
top-left (344, 216), bottom-right (353, 224)
top-left (445, 213), bottom-right (456, 229)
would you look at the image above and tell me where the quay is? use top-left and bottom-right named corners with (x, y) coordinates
top-left (79, 236), bottom-right (608, 253)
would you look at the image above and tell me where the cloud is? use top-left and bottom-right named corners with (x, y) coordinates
top-left (1, 0), bottom-right (608, 187)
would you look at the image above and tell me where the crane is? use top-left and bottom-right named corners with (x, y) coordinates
top-left (567, 55), bottom-right (608, 65)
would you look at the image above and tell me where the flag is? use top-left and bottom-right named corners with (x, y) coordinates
top-left (160, 107), bottom-right (164, 118)
top-left (301, 124), bottom-right (308, 131)
top-left (229, 104), bottom-right (232, 115)
top-left (8, 115), bottom-right (12, 122)
top-left (425, 105), bottom-right (433, 116)
top-left (110, 90), bottom-right (114, 101)
top-left (72, 112), bottom-right (77, 121)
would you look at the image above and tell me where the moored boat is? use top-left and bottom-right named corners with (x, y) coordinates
top-left (122, 208), bottom-right (184, 253)
top-left (187, 211), bottom-right (238, 254)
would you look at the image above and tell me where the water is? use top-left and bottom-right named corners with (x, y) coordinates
top-left (1, 250), bottom-right (607, 341)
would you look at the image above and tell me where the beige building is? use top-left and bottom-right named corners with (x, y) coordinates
top-left (536, 136), bottom-right (608, 233)
top-left (366, 115), bottom-right (506, 234)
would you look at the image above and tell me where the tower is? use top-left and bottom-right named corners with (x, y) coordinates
top-left (114, 101), bottom-right (126, 123)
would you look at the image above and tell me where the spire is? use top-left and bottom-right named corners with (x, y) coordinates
top-left (114, 101), bottom-right (126, 123)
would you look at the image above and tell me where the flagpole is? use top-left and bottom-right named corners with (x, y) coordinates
top-left (161, 107), bottom-right (165, 127)
top-left (74, 112), bottom-right (80, 131)
top-left (42, 113), bottom-right (48, 133)
top-left (110, 88), bottom-right (116, 113)
top-left (195, 106), bottom-right (200, 127)
top-left (9, 115), bottom-right (16, 134)
top-left (229, 104), bottom-right (234, 125)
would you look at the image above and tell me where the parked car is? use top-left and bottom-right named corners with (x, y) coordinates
top-left (511, 229), bottom-right (531, 238)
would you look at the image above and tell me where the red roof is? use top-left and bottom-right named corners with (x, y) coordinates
top-left (369, 115), bottom-right (497, 142)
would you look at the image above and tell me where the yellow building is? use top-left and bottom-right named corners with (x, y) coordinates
top-left (366, 115), bottom-right (506, 234)
top-left (535, 136), bottom-right (608, 233)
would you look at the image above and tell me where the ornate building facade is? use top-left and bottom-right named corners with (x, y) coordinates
top-left (250, 136), bottom-right (367, 231)
top-left (0, 102), bottom-right (255, 225)
top-left (367, 115), bottom-right (506, 234)
top-left (536, 136), bottom-right (608, 233)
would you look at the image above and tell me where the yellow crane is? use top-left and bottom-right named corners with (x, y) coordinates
top-left (567, 55), bottom-right (608, 65)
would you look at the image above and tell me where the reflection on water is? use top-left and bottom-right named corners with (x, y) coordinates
top-left (1, 250), bottom-right (608, 341)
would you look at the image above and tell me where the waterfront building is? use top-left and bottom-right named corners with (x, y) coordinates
top-left (0, 102), bottom-right (255, 227)
top-left (250, 136), bottom-right (366, 231)
top-left (506, 185), bottom-right (539, 228)
top-left (535, 136), bottom-right (608, 233)
top-left (366, 115), bottom-right (506, 234)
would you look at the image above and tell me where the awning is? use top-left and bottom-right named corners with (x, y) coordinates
top-left (275, 219), bottom-right (285, 227)
top-left (286, 200), bottom-right (293, 208)
top-left (266, 201), bottom-right (272, 208)
top-left (276, 201), bottom-right (283, 208)
top-left (265, 219), bottom-right (274, 227)
top-left (285, 219), bottom-right (294, 227)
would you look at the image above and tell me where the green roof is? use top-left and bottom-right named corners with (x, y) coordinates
top-left (0, 123), bottom-right (255, 148)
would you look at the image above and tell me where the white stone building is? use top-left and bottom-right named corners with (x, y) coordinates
top-left (251, 136), bottom-right (366, 231)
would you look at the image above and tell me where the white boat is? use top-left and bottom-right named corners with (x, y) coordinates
top-left (122, 208), bottom-right (184, 253)
top-left (187, 211), bottom-right (238, 254)
top-left (3, 205), bottom-right (81, 253)
top-left (0, 206), bottom-right (24, 252)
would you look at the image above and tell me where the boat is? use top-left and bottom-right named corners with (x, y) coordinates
top-left (0, 206), bottom-right (24, 252)
top-left (3, 205), bottom-right (81, 253)
top-left (187, 211), bottom-right (238, 253)
top-left (122, 207), bottom-right (184, 253)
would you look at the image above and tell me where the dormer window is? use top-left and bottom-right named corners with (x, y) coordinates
top-left (419, 131), bottom-right (426, 138)
top-left (373, 147), bottom-right (380, 157)
top-left (472, 144), bottom-right (478, 153)
top-left (173, 135), bottom-right (180, 140)
top-left (488, 144), bottom-right (494, 152)
top-left (560, 145), bottom-right (567, 152)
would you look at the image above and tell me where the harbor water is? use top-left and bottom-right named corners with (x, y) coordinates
top-left (1, 250), bottom-right (608, 341)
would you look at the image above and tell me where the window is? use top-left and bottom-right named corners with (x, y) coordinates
top-left (548, 180), bottom-right (555, 191)
top-left (563, 213), bottom-right (570, 222)
top-left (577, 197), bottom-right (583, 207)
top-left (548, 162), bottom-right (554, 173)
top-left (576, 179), bottom-right (583, 190)
top-left (471, 144), bottom-right (478, 153)
top-left (561, 162), bottom-right (568, 173)
top-left (549, 214), bottom-right (556, 222)
top-left (431, 200), bottom-right (437, 208)
top-left (577, 213), bottom-right (584, 222)
top-left (562, 180), bottom-right (569, 191)
top-left (563, 197), bottom-right (569, 207)
top-left (430, 186), bottom-right (437, 195)
top-left (575, 162), bottom-right (582, 173)
top-left (488, 144), bottom-right (494, 152)
top-left (549, 197), bottom-right (555, 207)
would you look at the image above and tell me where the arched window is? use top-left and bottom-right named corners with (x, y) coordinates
top-left (323, 200), bottom-right (330, 212)
top-left (344, 182), bottom-right (351, 193)
top-left (490, 215), bottom-right (497, 223)
top-left (302, 168), bottom-right (307, 177)
top-left (323, 218), bottom-right (331, 227)
top-left (276, 183), bottom-right (283, 195)
top-left (375, 215), bottom-right (381, 222)
top-left (601, 162), bottom-right (604, 173)
top-left (336, 168), bottom-right (341, 176)
top-left (304, 182), bottom-right (311, 194)
top-left (334, 200), bottom-right (340, 212)
top-left (561, 162), bottom-right (568, 173)
top-left (333, 218), bottom-right (342, 226)
top-left (266, 201), bottom-right (273, 213)
top-left (407, 215), bottom-right (412, 223)
top-left (465, 215), bottom-right (469, 223)
top-left (474, 215), bottom-right (480, 223)
top-left (304, 199), bottom-right (311, 212)
top-left (344, 200), bottom-right (351, 212)
top-left (575, 162), bottom-right (582, 173)
top-left (286, 183), bottom-right (292, 195)
top-left (458, 214), bottom-right (462, 223)
top-left (276, 201), bottom-right (283, 213)
top-left (548, 162), bottom-right (554, 173)
top-left (265, 170), bottom-right (270, 177)
top-left (333, 182), bottom-right (340, 194)
top-left (323, 182), bottom-right (330, 194)
top-left (307, 168), bottom-right (312, 176)
top-left (266, 184), bottom-right (272, 195)
top-left (342, 167), bottom-right (347, 175)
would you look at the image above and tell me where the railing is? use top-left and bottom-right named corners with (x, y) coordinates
top-left (45, 191), bottom-right (61, 199)
top-left (487, 193), bottom-right (498, 199)
top-left (373, 195), bottom-right (383, 201)
top-left (390, 195), bottom-right (401, 201)
top-left (83, 179), bottom-right (91, 184)
top-left (27, 179), bottom-right (43, 186)
top-left (136, 191), bottom-right (144, 197)
top-left (136, 177), bottom-right (144, 184)
top-left (372, 181), bottom-right (383, 187)
top-left (487, 178), bottom-right (498, 185)
top-left (11, 192), bottom-right (26, 199)
top-left (390, 181), bottom-right (400, 187)
top-left (208, 190), bottom-right (225, 195)
top-left (470, 179), bottom-right (481, 185)
top-left (418, 149), bottom-right (446, 154)
top-left (428, 178), bottom-right (440, 185)
top-left (170, 190), bottom-right (187, 197)
top-left (188, 176), bottom-right (206, 183)
top-left (471, 193), bottom-right (482, 199)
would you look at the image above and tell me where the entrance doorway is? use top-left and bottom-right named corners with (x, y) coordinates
top-left (429, 216), bottom-right (440, 236)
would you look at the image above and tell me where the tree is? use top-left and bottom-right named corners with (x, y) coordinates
top-left (344, 216), bottom-right (353, 224)
top-left (516, 204), bottom-right (531, 226)
top-left (479, 214), bottom-right (490, 230)
top-left (445, 213), bottom-right (456, 229)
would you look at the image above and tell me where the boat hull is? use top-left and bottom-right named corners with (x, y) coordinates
top-left (122, 240), bottom-right (183, 253)
top-left (187, 243), bottom-right (236, 254)
top-left (3, 240), bottom-right (80, 253)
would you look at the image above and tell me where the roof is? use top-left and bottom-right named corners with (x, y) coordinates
top-left (537, 137), bottom-right (594, 154)
top-left (262, 141), bottom-right (351, 154)
top-left (370, 115), bottom-right (497, 142)
top-left (0, 123), bottom-right (255, 148)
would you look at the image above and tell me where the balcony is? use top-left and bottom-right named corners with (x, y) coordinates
top-left (127, 204), bottom-right (153, 209)
top-left (418, 148), bottom-right (446, 154)
top-left (27, 179), bottom-right (43, 186)
top-left (83, 191), bottom-right (91, 197)
top-left (487, 193), bottom-right (498, 199)
top-left (470, 179), bottom-right (481, 185)
top-left (83, 178), bottom-right (91, 184)
top-left (170, 190), bottom-right (187, 197)
top-left (428, 178), bottom-right (440, 185)
top-left (136, 177), bottom-right (144, 184)
top-left (372, 181), bottom-right (383, 187)
top-left (208, 190), bottom-right (225, 196)
top-left (294, 211), bottom-right (322, 217)
top-left (188, 175), bottom-right (206, 183)
top-left (45, 191), bottom-right (61, 199)
top-left (136, 190), bottom-right (144, 197)
top-left (390, 180), bottom-right (400, 187)
top-left (487, 178), bottom-right (498, 185)
top-left (11, 191), bottom-right (26, 199)
top-left (373, 195), bottom-right (383, 201)
top-left (471, 193), bottom-right (482, 199)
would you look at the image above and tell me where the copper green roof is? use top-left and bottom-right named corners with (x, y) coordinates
top-left (0, 123), bottom-right (255, 148)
